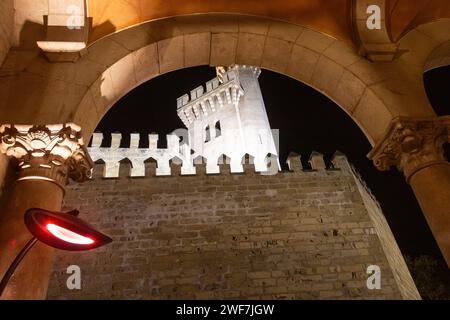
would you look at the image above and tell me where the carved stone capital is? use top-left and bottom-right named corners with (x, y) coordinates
top-left (0, 123), bottom-right (93, 189)
top-left (368, 116), bottom-right (450, 182)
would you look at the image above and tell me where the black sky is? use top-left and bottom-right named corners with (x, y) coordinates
top-left (96, 65), bottom-right (450, 268)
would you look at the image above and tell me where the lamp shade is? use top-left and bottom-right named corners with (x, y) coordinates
top-left (24, 208), bottom-right (112, 251)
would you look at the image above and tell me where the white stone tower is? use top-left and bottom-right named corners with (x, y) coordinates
top-left (176, 65), bottom-right (279, 173)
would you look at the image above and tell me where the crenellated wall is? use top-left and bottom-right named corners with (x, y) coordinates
top-left (47, 152), bottom-right (420, 300)
top-left (88, 131), bottom-right (280, 178)
top-left (89, 132), bottom-right (195, 177)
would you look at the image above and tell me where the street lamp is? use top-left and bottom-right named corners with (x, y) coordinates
top-left (0, 208), bottom-right (112, 296)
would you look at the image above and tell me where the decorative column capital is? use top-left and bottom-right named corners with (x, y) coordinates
top-left (0, 123), bottom-right (93, 189)
top-left (368, 116), bottom-right (450, 182)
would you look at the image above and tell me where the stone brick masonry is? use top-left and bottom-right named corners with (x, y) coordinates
top-left (47, 155), bottom-right (419, 299)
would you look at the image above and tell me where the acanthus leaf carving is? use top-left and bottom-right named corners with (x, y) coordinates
top-left (368, 116), bottom-right (450, 182)
top-left (0, 123), bottom-right (93, 187)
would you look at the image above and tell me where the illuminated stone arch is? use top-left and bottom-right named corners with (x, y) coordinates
top-left (1, 15), bottom-right (449, 146)
top-left (418, 19), bottom-right (450, 72)
top-left (69, 14), bottom-right (387, 146)
top-left (394, 18), bottom-right (450, 115)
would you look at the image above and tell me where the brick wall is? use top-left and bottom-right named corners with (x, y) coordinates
top-left (47, 158), bottom-right (418, 299)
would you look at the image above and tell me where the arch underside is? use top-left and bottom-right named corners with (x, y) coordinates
top-left (425, 40), bottom-right (450, 72)
top-left (0, 14), bottom-right (449, 146)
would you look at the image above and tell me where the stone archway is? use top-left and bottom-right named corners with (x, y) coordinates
top-left (395, 18), bottom-right (450, 100)
top-left (424, 40), bottom-right (450, 72)
top-left (69, 16), bottom-right (450, 146)
top-left (73, 14), bottom-right (393, 146)
top-left (1, 14), bottom-right (448, 145)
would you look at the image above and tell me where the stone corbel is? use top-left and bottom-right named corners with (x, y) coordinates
top-left (37, 0), bottom-right (91, 62)
top-left (0, 123), bottom-right (93, 190)
top-left (353, 0), bottom-right (399, 62)
top-left (368, 116), bottom-right (450, 182)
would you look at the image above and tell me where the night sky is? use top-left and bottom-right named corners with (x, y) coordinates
top-left (96, 65), bottom-right (450, 268)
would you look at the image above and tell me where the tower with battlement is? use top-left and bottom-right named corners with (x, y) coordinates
top-left (89, 66), bottom-right (280, 177)
top-left (177, 65), bottom-right (280, 173)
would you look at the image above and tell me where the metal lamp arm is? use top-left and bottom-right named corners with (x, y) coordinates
top-left (0, 237), bottom-right (38, 297)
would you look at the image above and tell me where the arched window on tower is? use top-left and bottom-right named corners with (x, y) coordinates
top-left (205, 125), bottom-right (211, 143)
top-left (215, 121), bottom-right (221, 138)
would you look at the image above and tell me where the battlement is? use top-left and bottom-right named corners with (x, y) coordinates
top-left (229, 64), bottom-right (261, 77)
top-left (88, 133), bottom-right (350, 179)
top-left (89, 132), bottom-right (194, 177)
top-left (176, 69), bottom-right (244, 127)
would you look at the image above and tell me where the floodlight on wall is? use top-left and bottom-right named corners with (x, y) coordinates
top-left (0, 208), bottom-right (112, 296)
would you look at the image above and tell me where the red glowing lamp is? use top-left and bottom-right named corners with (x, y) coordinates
top-left (24, 208), bottom-right (112, 251)
top-left (0, 208), bottom-right (112, 296)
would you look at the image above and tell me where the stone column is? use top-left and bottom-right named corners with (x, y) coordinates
top-left (0, 123), bottom-right (92, 299)
top-left (368, 116), bottom-right (450, 267)
top-left (0, 154), bottom-right (9, 198)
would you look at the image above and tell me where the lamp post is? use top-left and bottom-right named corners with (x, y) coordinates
top-left (0, 208), bottom-right (112, 297)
